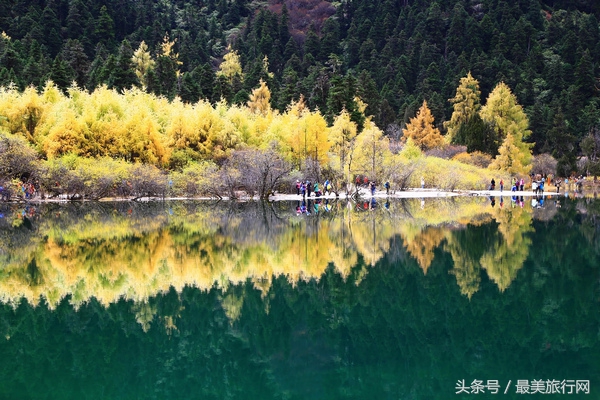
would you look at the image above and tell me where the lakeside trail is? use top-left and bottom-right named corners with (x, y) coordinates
top-left (0, 188), bottom-right (566, 203)
top-left (270, 188), bottom-right (561, 201)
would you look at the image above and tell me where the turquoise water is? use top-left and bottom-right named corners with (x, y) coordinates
top-left (0, 198), bottom-right (598, 399)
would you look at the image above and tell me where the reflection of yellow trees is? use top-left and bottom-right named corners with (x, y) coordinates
top-left (0, 199), bottom-right (536, 311)
top-left (480, 206), bottom-right (533, 292)
top-left (446, 236), bottom-right (481, 299)
top-left (447, 205), bottom-right (533, 297)
top-left (404, 227), bottom-right (446, 274)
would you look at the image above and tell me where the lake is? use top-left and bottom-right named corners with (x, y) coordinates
top-left (0, 196), bottom-right (598, 399)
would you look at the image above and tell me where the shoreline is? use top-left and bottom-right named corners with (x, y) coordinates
top-left (0, 188), bottom-right (569, 204)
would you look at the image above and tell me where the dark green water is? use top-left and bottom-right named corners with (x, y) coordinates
top-left (0, 197), bottom-right (598, 399)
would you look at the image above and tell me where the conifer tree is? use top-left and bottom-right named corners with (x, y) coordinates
top-left (49, 55), bottom-right (73, 92)
top-left (247, 79), bottom-right (271, 115)
top-left (95, 5), bottom-right (115, 52)
top-left (489, 133), bottom-right (531, 175)
top-left (330, 108), bottom-right (358, 188)
top-left (402, 100), bottom-right (444, 150)
top-left (107, 40), bottom-right (138, 92)
top-left (131, 41), bottom-right (154, 90)
top-left (480, 82), bottom-right (530, 145)
top-left (217, 46), bottom-right (243, 83)
top-left (481, 82), bottom-right (533, 173)
top-left (445, 72), bottom-right (481, 143)
top-left (61, 39), bottom-right (90, 88)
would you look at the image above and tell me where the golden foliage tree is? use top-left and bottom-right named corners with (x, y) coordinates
top-left (445, 72), bottom-right (481, 143)
top-left (160, 33), bottom-right (182, 76)
top-left (481, 82), bottom-right (533, 174)
top-left (131, 41), bottom-right (155, 90)
top-left (403, 100), bottom-right (444, 150)
top-left (329, 109), bottom-right (358, 188)
top-left (352, 120), bottom-right (391, 182)
top-left (217, 46), bottom-right (243, 83)
top-left (247, 79), bottom-right (271, 115)
top-left (489, 133), bottom-right (532, 175)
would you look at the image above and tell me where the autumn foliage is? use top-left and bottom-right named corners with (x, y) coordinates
top-left (0, 76), bottom-right (538, 200)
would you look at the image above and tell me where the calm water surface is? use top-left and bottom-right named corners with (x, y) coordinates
top-left (0, 196), bottom-right (598, 399)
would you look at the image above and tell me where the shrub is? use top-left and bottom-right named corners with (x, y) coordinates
top-left (452, 151), bottom-right (493, 168)
top-left (129, 164), bottom-right (168, 199)
top-left (169, 161), bottom-right (220, 197)
top-left (387, 155), bottom-right (508, 191)
top-left (0, 132), bottom-right (40, 182)
top-left (532, 153), bottom-right (557, 176)
top-left (40, 156), bottom-right (131, 199)
top-left (425, 145), bottom-right (467, 159)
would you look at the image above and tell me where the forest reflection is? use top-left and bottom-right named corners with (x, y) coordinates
top-left (0, 196), bottom-right (592, 317)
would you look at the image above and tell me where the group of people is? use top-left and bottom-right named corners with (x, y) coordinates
top-left (295, 179), bottom-right (334, 198)
top-left (0, 181), bottom-right (37, 201)
top-left (295, 177), bottom-right (392, 198)
top-left (488, 177), bottom-right (530, 192)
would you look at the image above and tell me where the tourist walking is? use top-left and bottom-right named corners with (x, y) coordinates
top-left (314, 182), bottom-right (321, 197)
top-left (324, 179), bottom-right (330, 195)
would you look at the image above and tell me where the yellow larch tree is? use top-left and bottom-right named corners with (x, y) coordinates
top-left (352, 120), bottom-right (391, 182)
top-left (280, 97), bottom-right (308, 167)
top-left (123, 107), bottom-right (169, 165)
top-left (481, 82), bottom-right (533, 174)
top-left (131, 41), bottom-right (155, 90)
top-left (43, 106), bottom-right (87, 157)
top-left (0, 85), bottom-right (47, 143)
top-left (160, 33), bottom-right (182, 76)
top-left (445, 72), bottom-right (481, 143)
top-left (329, 108), bottom-right (358, 187)
top-left (403, 100), bottom-right (444, 150)
top-left (217, 45), bottom-right (243, 83)
top-left (167, 99), bottom-right (224, 162)
top-left (247, 79), bottom-right (271, 116)
top-left (303, 109), bottom-right (330, 166)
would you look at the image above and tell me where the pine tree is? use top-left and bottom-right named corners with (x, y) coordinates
top-left (179, 71), bottom-right (201, 104)
top-left (40, 3), bottom-right (62, 57)
top-left (50, 55), bottom-right (73, 92)
top-left (61, 39), bottom-right (90, 88)
top-left (95, 5), bottom-right (116, 52)
top-left (547, 107), bottom-right (577, 176)
top-left (403, 100), bottom-right (444, 150)
top-left (455, 114), bottom-right (499, 155)
top-left (87, 44), bottom-right (109, 90)
top-left (107, 40), bottom-right (138, 92)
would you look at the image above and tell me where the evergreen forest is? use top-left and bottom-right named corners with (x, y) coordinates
top-left (1, 0), bottom-right (600, 194)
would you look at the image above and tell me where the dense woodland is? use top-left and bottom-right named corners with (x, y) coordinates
top-left (1, 0), bottom-right (600, 196)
